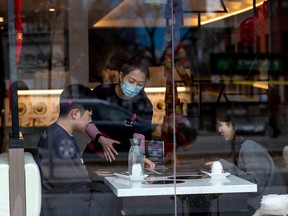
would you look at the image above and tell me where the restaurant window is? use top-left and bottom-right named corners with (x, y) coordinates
top-left (283, 32), bottom-right (288, 53)
top-left (271, 33), bottom-right (279, 53)
top-left (2, 0), bottom-right (288, 216)
top-left (269, 0), bottom-right (278, 17)
top-left (281, 0), bottom-right (288, 14)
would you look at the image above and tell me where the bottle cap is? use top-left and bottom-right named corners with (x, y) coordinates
top-left (130, 138), bottom-right (140, 146)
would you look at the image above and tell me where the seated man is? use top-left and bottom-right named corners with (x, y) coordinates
top-left (34, 84), bottom-right (120, 216)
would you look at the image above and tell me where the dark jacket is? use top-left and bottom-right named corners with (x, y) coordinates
top-left (220, 136), bottom-right (286, 211)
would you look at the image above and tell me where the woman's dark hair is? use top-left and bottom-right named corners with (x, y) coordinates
top-left (120, 55), bottom-right (150, 80)
top-left (217, 102), bottom-right (248, 120)
top-left (59, 84), bottom-right (95, 116)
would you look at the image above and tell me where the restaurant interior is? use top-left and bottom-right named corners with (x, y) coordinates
top-left (0, 0), bottom-right (288, 215)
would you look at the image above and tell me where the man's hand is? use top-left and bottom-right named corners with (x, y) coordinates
top-left (98, 136), bottom-right (120, 162)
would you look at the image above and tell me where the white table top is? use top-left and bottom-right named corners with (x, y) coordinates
top-left (104, 174), bottom-right (257, 197)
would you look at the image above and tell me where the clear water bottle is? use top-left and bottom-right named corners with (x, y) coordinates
top-left (128, 138), bottom-right (144, 181)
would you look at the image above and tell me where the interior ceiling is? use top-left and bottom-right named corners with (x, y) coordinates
top-left (0, 0), bottom-right (265, 29)
top-left (93, 0), bottom-right (265, 27)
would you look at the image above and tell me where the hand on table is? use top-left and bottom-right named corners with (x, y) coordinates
top-left (98, 136), bottom-right (120, 162)
top-left (204, 161), bottom-right (215, 167)
top-left (144, 157), bottom-right (156, 171)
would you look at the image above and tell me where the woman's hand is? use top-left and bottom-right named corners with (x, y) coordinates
top-left (98, 136), bottom-right (120, 162)
top-left (144, 157), bottom-right (156, 171)
top-left (204, 161), bottom-right (214, 166)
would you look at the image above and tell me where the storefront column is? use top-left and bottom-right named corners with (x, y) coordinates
top-left (7, 0), bottom-right (25, 214)
top-left (68, 0), bottom-right (89, 85)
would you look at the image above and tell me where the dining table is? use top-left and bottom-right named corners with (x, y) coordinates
top-left (104, 173), bottom-right (257, 197)
top-left (90, 167), bottom-right (258, 215)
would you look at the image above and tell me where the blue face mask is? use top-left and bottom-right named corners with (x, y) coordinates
top-left (121, 81), bottom-right (143, 98)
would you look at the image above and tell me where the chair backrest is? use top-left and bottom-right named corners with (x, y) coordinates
top-left (25, 152), bottom-right (42, 216)
top-left (0, 153), bottom-right (9, 216)
top-left (257, 194), bottom-right (288, 216)
top-left (0, 152), bottom-right (42, 216)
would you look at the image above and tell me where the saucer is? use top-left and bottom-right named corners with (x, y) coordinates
top-left (114, 173), bottom-right (148, 180)
top-left (114, 173), bottom-right (130, 180)
top-left (201, 171), bottom-right (230, 179)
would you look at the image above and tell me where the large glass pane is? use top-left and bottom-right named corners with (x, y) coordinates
top-left (1, 0), bottom-right (288, 215)
top-left (174, 0), bottom-right (288, 215)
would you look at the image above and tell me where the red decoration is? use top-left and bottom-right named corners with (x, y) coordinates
top-left (161, 0), bottom-right (193, 163)
top-left (257, 1), bottom-right (268, 18)
top-left (240, 16), bottom-right (255, 46)
top-left (239, 1), bottom-right (268, 50)
top-left (8, 1), bottom-right (23, 111)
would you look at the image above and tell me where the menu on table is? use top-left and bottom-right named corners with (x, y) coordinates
top-left (145, 140), bottom-right (164, 167)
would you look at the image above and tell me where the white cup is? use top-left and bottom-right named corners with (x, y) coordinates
top-left (211, 161), bottom-right (223, 174)
top-left (131, 163), bottom-right (143, 177)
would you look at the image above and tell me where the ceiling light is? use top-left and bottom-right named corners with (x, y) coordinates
top-left (144, 0), bottom-right (167, 4)
top-left (0, 17), bottom-right (4, 22)
top-left (18, 89), bottom-right (63, 95)
top-left (253, 81), bottom-right (269, 90)
top-left (144, 87), bottom-right (190, 93)
top-left (49, 8), bottom-right (55, 12)
top-left (201, 1), bottom-right (264, 26)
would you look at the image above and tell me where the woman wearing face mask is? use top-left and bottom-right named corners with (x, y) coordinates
top-left (85, 55), bottom-right (155, 170)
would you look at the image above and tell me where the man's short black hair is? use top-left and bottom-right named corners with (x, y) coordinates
top-left (59, 84), bottom-right (95, 116)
